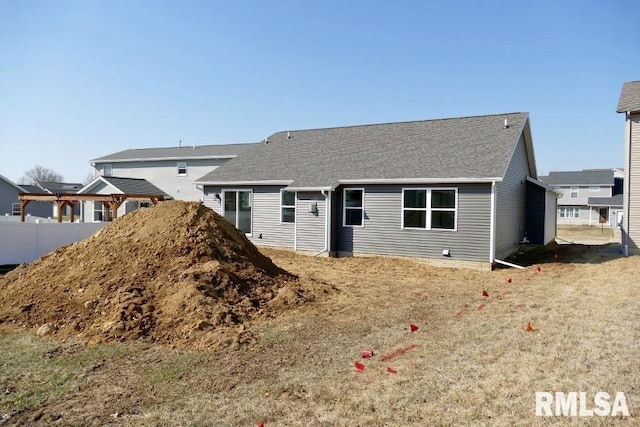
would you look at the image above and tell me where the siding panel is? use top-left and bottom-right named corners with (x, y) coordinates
top-left (203, 185), bottom-right (295, 249)
top-left (495, 135), bottom-right (530, 259)
top-left (335, 184), bottom-right (492, 262)
top-left (296, 192), bottom-right (326, 252)
top-left (628, 114), bottom-right (640, 251)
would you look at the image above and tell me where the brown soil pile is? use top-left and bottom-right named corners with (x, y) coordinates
top-left (0, 201), bottom-right (319, 349)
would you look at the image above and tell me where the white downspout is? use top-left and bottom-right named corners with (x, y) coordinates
top-left (623, 112), bottom-right (632, 256)
top-left (489, 181), bottom-right (496, 264)
top-left (314, 190), bottom-right (331, 256)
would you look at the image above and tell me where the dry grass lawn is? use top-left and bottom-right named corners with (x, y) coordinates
top-left (1, 243), bottom-right (639, 426)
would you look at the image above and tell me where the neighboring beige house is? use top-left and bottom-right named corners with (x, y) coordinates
top-left (90, 143), bottom-right (256, 202)
top-left (539, 169), bottom-right (623, 227)
top-left (617, 81), bottom-right (640, 255)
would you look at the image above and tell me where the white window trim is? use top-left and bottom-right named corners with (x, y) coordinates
top-left (570, 186), bottom-right (579, 198)
top-left (280, 189), bottom-right (296, 224)
top-left (343, 188), bottom-right (365, 227)
top-left (177, 161), bottom-right (188, 176)
top-left (401, 187), bottom-right (458, 231)
top-left (222, 189), bottom-right (253, 236)
top-left (11, 203), bottom-right (20, 216)
top-left (559, 206), bottom-right (580, 218)
top-left (103, 164), bottom-right (113, 177)
top-left (589, 186), bottom-right (600, 192)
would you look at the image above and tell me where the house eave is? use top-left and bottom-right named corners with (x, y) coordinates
top-left (91, 155), bottom-right (238, 164)
top-left (338, 177), bottom-right (503, 185)
top-left (197, 180), bottom-right (294, 187)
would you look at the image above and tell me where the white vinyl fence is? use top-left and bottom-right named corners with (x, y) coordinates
top-left (0, 221), bottom-right (107, 265)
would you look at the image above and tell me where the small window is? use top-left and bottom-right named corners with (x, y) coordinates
top-left (281, 190), bottom-right (296, 223)
top-left (103, 164), bottom-right (112, 177)
top-left (177, 162), bottom-right (188, 176)
top-left (12, 203), bottom-right (20, 216)
top-left (344, 189), bottom-right (364, 226)
top-left (570, 187), bottom-right (578, 198)
top-left (589, 186), bottom-right (600, 192)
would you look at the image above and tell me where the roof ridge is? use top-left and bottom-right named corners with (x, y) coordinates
top-left (113, 143), bottom-right (256, 152)
top-left (274, 112), bottom-right (528, 135)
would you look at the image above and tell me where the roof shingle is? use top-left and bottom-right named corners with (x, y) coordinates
top-left (539, 170), bottom-right (614, 186)
top-left (196, 112), bottom-right (531, 189)
top-left (91, 143), bottom-right (256, 163)
top-left (617, 81), bottom-right (640, 113)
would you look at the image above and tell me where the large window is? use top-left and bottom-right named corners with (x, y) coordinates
top-left (281, 190), bottom-right (295, 223)
top-left (103, 164), bottom-right (112, 177)
top-left (344, 189), bottom-right (364, 226)
top-left (177, 162), bottom-right (188, 176)
top-left (559, 206), bottom-right (580, 218)
top-left (402, 188), bottom-right (457, 230)
top-left (224, 190), bottom-right (252, 234)
top-left (570, 187), bottom-right (578, 198)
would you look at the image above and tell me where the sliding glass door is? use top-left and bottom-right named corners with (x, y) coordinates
top-left (223, 190), bottom-right (252, 234)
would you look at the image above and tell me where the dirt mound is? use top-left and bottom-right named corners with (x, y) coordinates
top-left (0, 201), bottom-right (318, 349)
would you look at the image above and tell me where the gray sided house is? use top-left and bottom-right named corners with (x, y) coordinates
top-left (539, 169), bottom-right (623, 227)
top-left (90, 143), bottom-right (256, 202)
top-left (618, 80), bottom-right (640, 255)
top-left (196, 113), bottom-right (557, 270)
top-left (0, 175), bottom-right (50, 219)
top-left (78, 176), bottom-right (170, 222)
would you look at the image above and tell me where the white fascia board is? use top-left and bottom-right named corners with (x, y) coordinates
top-left (77, 176), bottom-right (110, 194)
top-left (196, 180), bottom-right (293, 186)
top-left (338, 177), bottom-right (502, 185)
top-left (285, 186), bottom-right (335, 192)
top-left (91, 155), bottom-right (237, 163)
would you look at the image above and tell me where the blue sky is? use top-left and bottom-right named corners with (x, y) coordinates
top-left (0, 0), bottom-right (638, 184)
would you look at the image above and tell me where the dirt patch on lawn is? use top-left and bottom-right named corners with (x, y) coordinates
top-left (0, 201), bottom-right (327, 350)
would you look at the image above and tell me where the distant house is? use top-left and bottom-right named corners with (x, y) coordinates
top-left (539, 169), bottom-right (623, 227)
top-left (35, 181), bottom-right (84, 218)
top-left (90, 143), bottom-right (256, 202)
top-left (0, 175), bottom-right (51, 219)
top-left (195, 112), bottom-right (557, 270)
top-left (78, 176), bottom-right (170, 221)
top-left (617, 80), bottom-right (640, 255)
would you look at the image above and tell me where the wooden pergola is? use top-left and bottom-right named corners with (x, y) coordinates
top-left (18, 192), bottom-right (165, 223)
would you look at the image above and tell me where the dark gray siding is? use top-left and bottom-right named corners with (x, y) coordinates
top-left (335, 184), bottom-right (492, 261)
top-left (203, 185), bottom-right (295, 248)
top-left (0, 180), bottom-right (19, 217)
top-left (495, 135), bottom-right (530, 259)
top-left (525, 181), bottom-right (545, 245)
top-left (0, 180), bottom-right (51, 219)
top-left (295, 192), bottom-right (326, 252)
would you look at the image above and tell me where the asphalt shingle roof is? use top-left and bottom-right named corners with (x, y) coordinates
top-left (101, 177), bottom-right (171, 198)
top-left (37, 182), bottom-right (84, 193)
top-left (92, 143), bottom-right (256, 163)
top-left (539, 170), bottom-right (614, 186)
top-left (588, 194), bottom-right (623, 207)
top-left (617, 81), bottom-right (640, 113)
top-left (19, 184), bottom-right (45, 193)
top-left (196, 112), bottom-right (531, 189)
